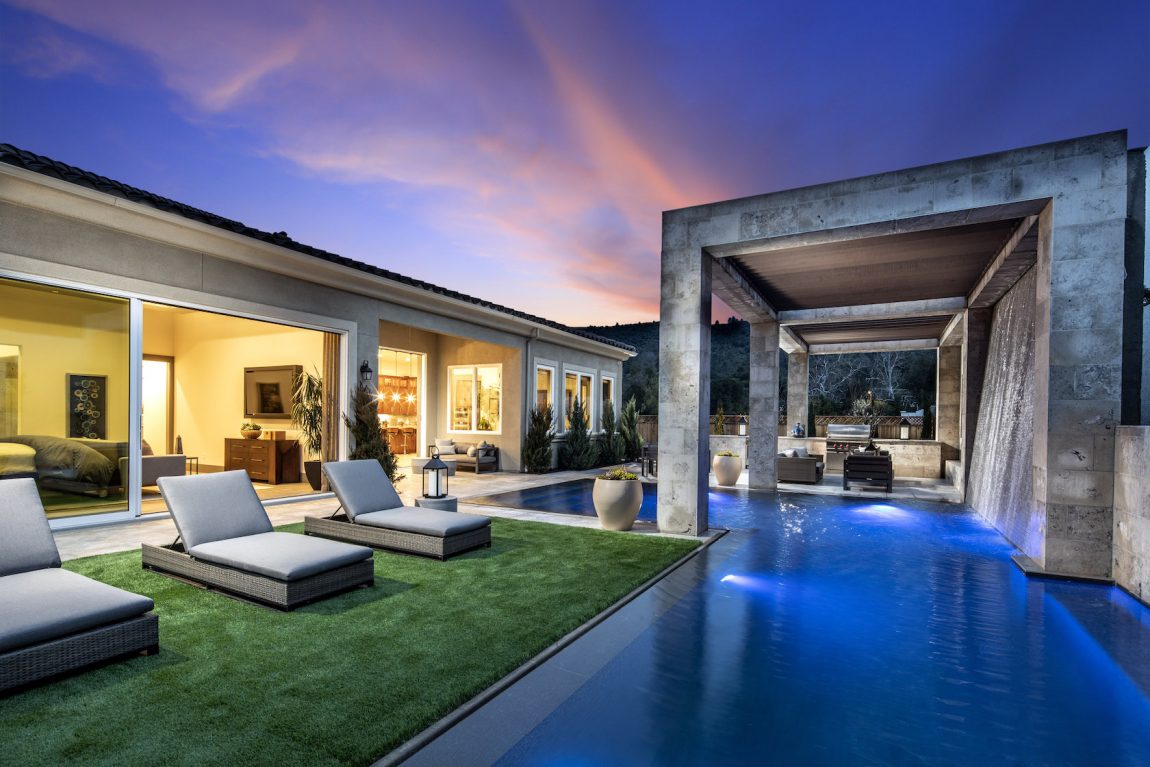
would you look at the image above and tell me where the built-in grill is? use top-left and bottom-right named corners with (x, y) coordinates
top-left (825, 423), bottom-right (872, 453)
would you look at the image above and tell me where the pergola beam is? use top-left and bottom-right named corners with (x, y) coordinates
top-left (939, 313), bottom-right (965, 346)
top-left (777, 296), bottom-right (965, 326)
top-left (808, 338), bottom-right (939, 355)
top-left (710, 254), bottom-right (777, 322)
top-left (967, 214), bottom-right (1039, 308)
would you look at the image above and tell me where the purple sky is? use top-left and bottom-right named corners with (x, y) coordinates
top-left (1, 0), bottom-right (1147, 325)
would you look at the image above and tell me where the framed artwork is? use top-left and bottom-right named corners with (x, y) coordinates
top-left (244, 365), bottom-right (301, 420)
top-left (68, 373), bottom-right (107, 439)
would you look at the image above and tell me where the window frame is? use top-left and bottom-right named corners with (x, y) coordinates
top-left (447, 363), bottom-right (503, 435)
top-left (561, 365), bottom-right (595, 434)
top-left (599, 374), bottom-right (615, 432)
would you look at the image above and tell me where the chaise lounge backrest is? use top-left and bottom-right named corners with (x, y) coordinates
top-left (158, 471), bottom-right (273, 550)
top-left (323, 460), bottom-right (406, 521)
top-left (0, 478), bottom-right (63, 576)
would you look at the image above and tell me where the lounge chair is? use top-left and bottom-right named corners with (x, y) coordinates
top-left (141, 471), bottom-right (374, 610)
top-left (1, 478), bottom-right (158, 692)
top-left (304, 460), bottom-right (491, 560)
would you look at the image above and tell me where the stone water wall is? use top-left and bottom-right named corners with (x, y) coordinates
top-left (967, 269), bottom-right (1039, 558)
top-left (1114, 427), bottom-right (1150, 603)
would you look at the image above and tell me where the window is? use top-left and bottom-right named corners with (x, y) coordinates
top-left (563, 370), bottom-right (594, 431)
top-left (600, 375), bottom-right (614, 430)
top-left (535, 365), bottom-right (555, 411)
top-left (449, 364), bottom-right (501, 433)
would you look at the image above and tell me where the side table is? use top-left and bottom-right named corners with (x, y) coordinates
top-left (415, 495), bottom-right (458, 513)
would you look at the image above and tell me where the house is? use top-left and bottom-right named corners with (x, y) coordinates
top-left (0, 144), bottom-right (634, 526)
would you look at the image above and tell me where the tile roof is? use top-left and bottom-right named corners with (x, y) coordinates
top-left (0, 143), bottom-right (636, 354)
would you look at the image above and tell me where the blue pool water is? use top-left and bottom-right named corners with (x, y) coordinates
top-left (492, 491), bottom-right (1150, 766)
top-left (470, 478), bottom-right (659, 522)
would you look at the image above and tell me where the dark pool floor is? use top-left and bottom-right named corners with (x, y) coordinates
top-left (408, 490), bottom-right (1150, 766)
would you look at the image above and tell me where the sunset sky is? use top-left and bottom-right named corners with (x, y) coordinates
top-left (1, 0), bottom-right (1147, 326)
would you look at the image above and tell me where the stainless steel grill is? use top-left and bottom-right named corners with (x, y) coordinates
top-left (825, 423), bottom-right (872, 453)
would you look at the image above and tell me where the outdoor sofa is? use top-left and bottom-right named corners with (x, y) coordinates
top-left (305, 460), bottom-right (491, 560)
top-left (141, 471), bottom-right (374, 610)
top-left (429, 439), bottom-right (499, 473)
top-left (777, 448), bottom-right (825, 484)
top-left (1, 478), bottom-right (158, 693)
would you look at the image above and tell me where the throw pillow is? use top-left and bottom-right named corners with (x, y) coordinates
top-left (141, 439), bottom-right (154, 456)
top-left (434, 438), bottom-right (454, 454)
top-left (794, 447), bottom-right (809, 458)
top-left (783, 448), bottom-right (797, 458)
top-left (467, 446), bottom-right (477, 458)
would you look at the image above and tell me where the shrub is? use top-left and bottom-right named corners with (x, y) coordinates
top-left (619, 396), bottom-right (643, 461)
top-left (599, 467), bottom-right (637, 481)
top-left (560, 398), bottom-right (597, 470)
top-left (523, 404), bottom-right (555, 473)
top-left (597, 399), bottom-right (624, 466)
top-left (343, 384), bottom-right (403, 484)
top-left (713, 404), bottom-right (725, 435)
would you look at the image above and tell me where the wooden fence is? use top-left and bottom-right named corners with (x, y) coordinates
top-left (635, 414), bottom-right (924, 443)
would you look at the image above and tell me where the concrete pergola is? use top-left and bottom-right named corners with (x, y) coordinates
top-left (657, 132), bottom-right (1141, 581)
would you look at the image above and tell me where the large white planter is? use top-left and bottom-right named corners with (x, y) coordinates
top-left (592, 478), bottom-right (643, 531)
top-left (712, 454), bottom-right (742, 486)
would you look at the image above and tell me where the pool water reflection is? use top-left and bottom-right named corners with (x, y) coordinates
top-left (469, 478), bottom-right (659, 522)
top-left (493, 491), bottom-right (1150, 766)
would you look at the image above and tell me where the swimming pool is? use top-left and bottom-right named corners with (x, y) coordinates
top-left (479, 491), bottom-right (1150, 765)
top-left (469, 478), bottom-right (659, 522)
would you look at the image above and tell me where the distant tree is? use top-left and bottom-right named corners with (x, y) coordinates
top-left (713, 403), bottom-right (726, 435)
top-left (560, 398), bottom-right (596, 470)
top-left (619, 396), bottom-right (644, 461)
top-left (597, 399), bottom-right (624, 465)
top-left (344, 384), bottom-right (402, 484)
top-left (523, 404), bottom-right (554, 473)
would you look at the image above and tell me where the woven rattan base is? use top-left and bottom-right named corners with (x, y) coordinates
top-left (141, 544), bottom-right (374, 610)
top-left (304, 515), bottom-right (491, 560)
top-left (1, 612), bottom-right (159, 694)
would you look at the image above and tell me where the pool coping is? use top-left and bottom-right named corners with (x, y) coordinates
top-left (374, 526), bottom-right (728, 767)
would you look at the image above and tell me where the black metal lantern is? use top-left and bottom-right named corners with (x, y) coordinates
top-left (359, 359), bottom-right (374, 384)
top-left (423, 447), bottom-right (449, 499)
top-left (900, 417), bottom-right (910, 440)
top-left (737, 415), bottom-right (748, 437)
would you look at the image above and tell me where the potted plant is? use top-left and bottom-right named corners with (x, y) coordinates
top-left (712, 449), bottom-right (742, 486)
top-left (592, 467), bottom-right (642, 531)
top-left (240, 421), bottom-right (262, 440)
top-left (291, 369), bottom-right (324, 491)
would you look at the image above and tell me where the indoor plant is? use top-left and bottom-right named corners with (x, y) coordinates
top-left (712, 449), bottom-right (742, 486)
top-left (291, 369), bottom-right (324, 491)
top-left (592, 467), bottom-right (642, 531)
top-left (240, 421), bottom-right (262, 439)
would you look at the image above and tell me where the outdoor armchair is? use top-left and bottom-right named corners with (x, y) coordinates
top-left (141, 471), bottom-right (374, 610)
top-left (304, 460), bottom-right (491, 560)
top-left (1, 478), bottom-right (158, 692)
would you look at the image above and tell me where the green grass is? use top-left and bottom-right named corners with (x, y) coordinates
top-left (1, 519), bottom-right (698, 767)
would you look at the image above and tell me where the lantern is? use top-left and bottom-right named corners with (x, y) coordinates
top-left (423, 447), bottom-right (449, 499)
top-left (737, 415), bottom-right (748, 437)
top-left (900, 417), bottom-right (910, 440)
top-left (359, 359), bottom-right (374, 384)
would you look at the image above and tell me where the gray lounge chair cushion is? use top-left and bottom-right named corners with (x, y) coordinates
top-left (323, 460), bottom-right (405, 521)
top-left (159, 471), bottom-right (273, 549)
top-left (0, 568), bottom-right (154, 652)
top-left (0, 478), bottom-right (62, 577)
top-left (355, 508), bottom-right (490, 538)
top-left (188, 532), bottom-right (373, 581)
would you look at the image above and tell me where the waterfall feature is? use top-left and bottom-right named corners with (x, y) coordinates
top-left (967, 268), bottom-right (1040, 558)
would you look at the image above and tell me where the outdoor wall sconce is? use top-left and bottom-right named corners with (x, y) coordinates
top-left (359, 359), bottom-right (374, 384)
top-left (900, 417), bottom-right (910, 440)
top-left (737, 415), bottom-right (748, 436)
top-left (423, 447), bottom-right (449, 499)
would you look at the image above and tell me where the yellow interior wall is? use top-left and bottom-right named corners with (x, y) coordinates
top-left (0, 281), bottom-right (129, 440)
top-left (143, 306), bottom-right (324, 469)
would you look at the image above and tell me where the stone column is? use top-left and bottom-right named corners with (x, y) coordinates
top-left (936, 345), bottom-right (962, 469)
top-left (960, 309), bottom-right (992, 491)
top-left (786, 351), bottom-right (809, 436)
top-left (657, 242), bottom-right (711, 535)
top-left (747, 320), bottom-right (780, 490)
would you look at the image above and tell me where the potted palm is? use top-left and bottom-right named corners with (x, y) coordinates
top-left (291, 369), bottom-right (324, 491)
top-left (712, 449), bottom-right (742, 486)
top-left (592, 467), bottom-right (642, 531)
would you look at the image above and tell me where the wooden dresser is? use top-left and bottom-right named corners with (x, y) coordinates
top-left (224, 438), bottom-right (300, 485)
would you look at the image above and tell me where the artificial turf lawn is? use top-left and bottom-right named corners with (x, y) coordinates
top-left (1, 518), bottom-right (698, 767)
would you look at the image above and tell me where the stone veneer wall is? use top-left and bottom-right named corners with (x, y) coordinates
top-left (1114, 427), bottom-right (1150, 603)
top-left (967, 269), bottom-right (1039, 557)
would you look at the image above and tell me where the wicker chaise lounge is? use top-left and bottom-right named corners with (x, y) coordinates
top-left (1, 479), bottom-right (158, 693)
top-left (304, 460), bottom-right (492, 560)
top-left (141, 471), bottom-right (374, 610)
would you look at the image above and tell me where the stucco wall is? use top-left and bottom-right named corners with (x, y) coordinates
top-left (967, 269), bottom-right (1039, 558)
top-left (1114, 426), bottom-right (1150, 603)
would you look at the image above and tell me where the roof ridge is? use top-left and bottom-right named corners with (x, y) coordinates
top-left (0, 142), bottom-right (637, 354)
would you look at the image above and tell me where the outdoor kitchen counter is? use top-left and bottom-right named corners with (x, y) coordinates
top-left (778, 437), bottom-right (943, 479)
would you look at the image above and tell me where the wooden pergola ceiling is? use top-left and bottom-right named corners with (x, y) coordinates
top-left (787, 315), bottom-right (955, 346)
